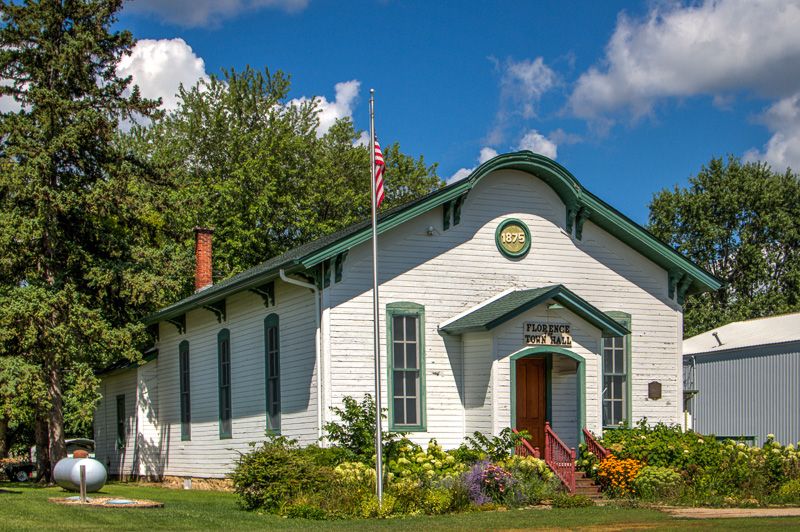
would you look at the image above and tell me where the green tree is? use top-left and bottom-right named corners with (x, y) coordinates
top-left (0, 0), bottom-right (183, 473)
top-left (648, 156), bottom-right (800, 336)
top-left (128, 66), bottom-right (442, 281)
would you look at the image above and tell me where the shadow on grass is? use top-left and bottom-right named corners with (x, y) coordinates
top-left (0, 480), bottom-right (50, 490)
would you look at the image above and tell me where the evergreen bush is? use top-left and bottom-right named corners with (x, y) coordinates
top-left (230, 436), bottom-right (333, 511)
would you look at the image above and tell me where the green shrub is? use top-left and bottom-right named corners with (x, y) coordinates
top-left (598, 421), bottom-right (800, 504)
top-left (633, 466), bottom-right (682, 500)
top-left (423, 487), bottom-right (454, 515)
top-left (359, 493), bottom-right (397, 518)
top-left (323, 394), bottom-right (395, 463)
top-left (297, 443), bottom-right (354, 467)
top-left (456, 428), bottom-right (531, 462)
top-left (230, 436), bottom-right (333, 511)
top-left (283, 501), bottom-right (327, 520)
top-left (438, 474), bottom-right (472, 512)
top-left (385, 438), bottom-right (466, 485)
top-left (551, 493), bottom-right (594, 508)
top-left (601, 419), bottom-right (723, 472)
top-left (778, 479), bottom-right (800, 504)
top-left (501, 455), bottom-right (557, 505)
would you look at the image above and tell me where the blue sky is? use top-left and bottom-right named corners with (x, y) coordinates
top-left (114, 0), bottom-right (800, 224)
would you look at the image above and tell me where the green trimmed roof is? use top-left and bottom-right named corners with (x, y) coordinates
top-left (96, 348), bottom-right (158, 376)
top-left (145, 151), bottom-right (722, 325)
top-left (439, 285), bottom-right (630, 336)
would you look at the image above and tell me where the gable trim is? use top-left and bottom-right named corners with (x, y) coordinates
top-left (145, 151), bottom-right (721, 326)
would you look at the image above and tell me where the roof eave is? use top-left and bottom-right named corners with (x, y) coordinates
top-left (143, 259), bottom-right (304, 325)
top-left (441, 285), bottom-right (630, 337)
top-left (300, 181), bottom-right (472, 268)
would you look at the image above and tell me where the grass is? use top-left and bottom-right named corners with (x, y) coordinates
top-left (2, 481), bottom-right (800, 531)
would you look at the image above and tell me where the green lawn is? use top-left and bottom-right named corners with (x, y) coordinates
top-left (2, 481), bottom-right (800, 531)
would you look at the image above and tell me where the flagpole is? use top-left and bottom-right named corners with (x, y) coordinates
top-left (369, 88), bottom-right (384, 505)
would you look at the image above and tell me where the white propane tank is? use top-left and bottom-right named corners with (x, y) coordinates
top-left (53, 456), bottom-right (107, 492)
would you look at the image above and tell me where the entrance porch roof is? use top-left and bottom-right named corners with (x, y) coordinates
top-left (439, 284), bottom-right (630, 337)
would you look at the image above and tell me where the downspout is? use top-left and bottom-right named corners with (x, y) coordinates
top-left (279, 269), bottom-right (323, 441)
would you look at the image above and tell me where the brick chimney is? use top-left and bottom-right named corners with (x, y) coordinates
top-left (194, 227), bottom-right (214, 292)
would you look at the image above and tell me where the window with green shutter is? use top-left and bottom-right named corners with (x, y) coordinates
top-left (603, 312), bottom-right (632, 428)
top-left (387, 302), bottom-right (426, 432)
top-left (116, 394), bottom-right (126, 449)
top-left (179, 340), bottom-right (191, 441)
top-left (264, 314), bottom-right (280, 432)
top-left (218, 329), bottom-right (232, 439)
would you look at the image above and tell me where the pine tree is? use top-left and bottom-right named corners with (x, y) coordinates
top-left (0, 0), bottom-right (179, 475)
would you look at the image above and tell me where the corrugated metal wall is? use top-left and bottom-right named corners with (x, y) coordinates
top-left (684, 341), bottom-right (800, 446)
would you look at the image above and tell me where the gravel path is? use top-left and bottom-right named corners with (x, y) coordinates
top-left (661, 506), bottom-right (800, 519)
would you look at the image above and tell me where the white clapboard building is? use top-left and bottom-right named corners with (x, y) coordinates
top-left (94, 151), bottom-right (720, 481)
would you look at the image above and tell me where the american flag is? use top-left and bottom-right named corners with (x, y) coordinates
top-left (374, 137), bottom-right (385, 208)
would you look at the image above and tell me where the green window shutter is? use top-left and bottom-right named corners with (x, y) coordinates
top-left (602, 312), bottom-right (632, 428)
top-left (218, 329), bottom-right (232, 439)
top-left (386, 302), bottom-right (426, 432)
top-left (179, 340), bottom-right (191, 441)
top-left (264, 314), bottom-right (281, 433)
top-left (115, 394), bottom-right (126, 449)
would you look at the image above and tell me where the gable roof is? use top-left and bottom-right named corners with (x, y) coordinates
top-left (146, 151), bottom-right (722, 325)
top-left (683, 312), bottom-right (800, 356)
top-left (438, 285), bottom-right (630, 336)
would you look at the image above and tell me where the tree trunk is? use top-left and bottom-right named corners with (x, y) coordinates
top-left (34, 416), bottom-right (49, 483)
top-left (0, 417), bottom-right (7, 458)
top-left (47, 362), bottom-right (66, 468)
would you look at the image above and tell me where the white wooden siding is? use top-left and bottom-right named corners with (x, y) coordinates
top-left (550, 356), bottom-right (579, 448)
top-left (133, 361), bottom-right (163, 478)
top-left (492, 308), bottom-right (600, 447)
top-left (328, 169), bottom-right (681, 447)
top-left (463, 332), bottom-right (493, 435)
top-left (96, 167), bottom-right (684, 476)
top-left (94, 370), bottom-right (137, 476)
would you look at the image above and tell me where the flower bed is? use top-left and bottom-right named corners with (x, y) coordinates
top-left (578, 421), bottom-right (800, 506)
top-left (230, 396), bottom-right (566, 519)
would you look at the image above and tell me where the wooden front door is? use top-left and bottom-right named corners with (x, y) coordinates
top-left (516, 357), bottom-right (547, 450)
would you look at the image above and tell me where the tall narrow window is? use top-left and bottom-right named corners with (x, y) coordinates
top-left (218, 329), bottom-right (232, 438)
top-left (179, 340), bottom-right (191, 441)
top-left (116, 394), bottom-right (126, 449)
top-left (264, 314), bottom-right (280, 432)
top-left (387, 302), bottom-right (426, 431)
top-left (603, 312), bottom-right (631, 427)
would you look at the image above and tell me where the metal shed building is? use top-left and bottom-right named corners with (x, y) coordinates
top-left (683, 312), bottom-right (800, 446)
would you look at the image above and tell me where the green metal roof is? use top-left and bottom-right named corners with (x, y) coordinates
top-left (439, 285), bottom-right (631, 337)
top-left (145, 151), bottom-right (722, 326)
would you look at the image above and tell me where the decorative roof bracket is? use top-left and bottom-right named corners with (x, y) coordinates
top-left (677, 276), bottom-right (693, 305)
top-left (250, 281), bottom-right (275, 308)
top-left (575, 207), bottom-right (591, 240)
top-left (202, 299), bottom-right (226, 323)
top-left (166, 314), bottom-right (186, 335)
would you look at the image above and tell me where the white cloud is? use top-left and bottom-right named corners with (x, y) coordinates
top-left (478, 147), bottom-right (498, 164)
top-left (117, 39), bottom-right (208, 112)
top-left (569, 0), bottom-right (800, 120)
top-left (290, 80), bottom-right (361, 137)
top-left (125, 0), bottom-right (308, 28)
top-left (517, 130), bottom-right (557, 159)
top-left (489, 56), bottom-right (557, 144)
top-left (354, 130), bottom-right (370, 147)
top-left (449, 131), bottom-right (562, 184)
top-left (447, 147), bottom-right (502, 184)
top-left (501, 57), bottom-right (558, 119)
top-left (0, 79), bottom-right (22, 113)
top-left (744, 92), bottom-right (800, 171)
top-left (447, 167), bottom-right (474, 184)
